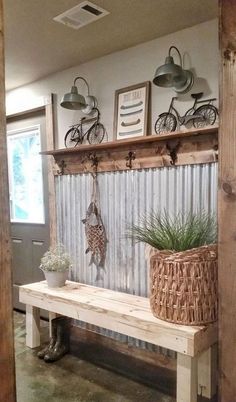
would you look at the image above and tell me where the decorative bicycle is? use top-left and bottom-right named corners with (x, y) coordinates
top-left (154, 92), bottom-right (218, 134)
top-left (64, 108), bottom-right (105, 148)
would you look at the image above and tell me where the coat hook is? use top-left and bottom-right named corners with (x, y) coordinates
top-left (166, 141), bottom-right (180, 166)
top-left (89, 152), bottom-right (99, 171)
top-left (57, 160), bottom-right (66, 175)
top-left (125, 151), bottom-right (136, 169)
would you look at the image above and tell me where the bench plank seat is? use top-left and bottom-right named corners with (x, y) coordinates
top-left (19, 280), bottom-right (218, 402)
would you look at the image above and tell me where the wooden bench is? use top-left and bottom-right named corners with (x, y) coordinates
top-left (19, 281), bottom-right (218, 402)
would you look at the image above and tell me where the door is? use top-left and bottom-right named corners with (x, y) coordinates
top-left (7, 110), bottom-right (50, 311)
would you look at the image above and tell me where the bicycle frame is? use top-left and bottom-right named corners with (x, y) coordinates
top-left (167, 96), bottom-right (217, 126)
top-left (167, 97), bottom-right (181, 121)
top-left (70, 108), bottom-right (100, 142)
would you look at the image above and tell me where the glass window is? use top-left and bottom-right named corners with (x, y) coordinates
top-left (7, 126), bottom-right (45, 224)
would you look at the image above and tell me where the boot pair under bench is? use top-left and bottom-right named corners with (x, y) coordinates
top-left (37, 316), bottom-right (70, 362)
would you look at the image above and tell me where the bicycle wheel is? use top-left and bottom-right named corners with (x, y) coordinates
top-left (87, 123), bottom-right (105, 144)
top-left (64, 127), bottom-right (82, 148)
top-left (154, 113), bottom-right (177, 134)
top-left (193, 105), bottom-right (217, 128)
top-left (183, 107), bottom-right (195, 129)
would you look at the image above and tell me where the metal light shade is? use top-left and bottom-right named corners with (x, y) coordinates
top-left (173, 70), bottom-right (194, 94)
top-left (153, 56), bottom-right (183, 87)
top-left (60, 76), bottom-right (97, 113)
top-left (153, 47), bottom-right (194, 94)
top-left (60, 85), bottom-right (86, 110)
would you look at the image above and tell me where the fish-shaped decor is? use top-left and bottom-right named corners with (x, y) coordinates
top-left (82, 178), bottom-right (107, 281)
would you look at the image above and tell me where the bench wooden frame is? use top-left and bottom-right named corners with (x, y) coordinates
top-left (19, 281), bottom-right (218, 402)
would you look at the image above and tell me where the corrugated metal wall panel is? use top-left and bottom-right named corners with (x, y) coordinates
top-left (56, 163), bottom-right (218, 353)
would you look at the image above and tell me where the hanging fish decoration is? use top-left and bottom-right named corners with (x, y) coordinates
top-left (82, 175), bottom-right (107, 281)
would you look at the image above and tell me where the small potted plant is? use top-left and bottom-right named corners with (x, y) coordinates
top-left (39, 244), bottom-right (71, 288)
top-left (128, 211), bottom-right (217, 325)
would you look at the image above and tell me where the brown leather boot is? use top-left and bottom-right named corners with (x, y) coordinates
top-left (37, 317), bottom-right (57, 359)
top-left (44, 317), bottom-right (70, 363)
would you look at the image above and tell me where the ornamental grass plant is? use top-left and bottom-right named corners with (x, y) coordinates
top-left (128, 211), bottom-right (218, 325)
top-left (128, 211), bottom-right (217, 252)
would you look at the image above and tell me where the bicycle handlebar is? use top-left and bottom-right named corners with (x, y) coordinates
top-left (68, 107), bottom-right (100, 128)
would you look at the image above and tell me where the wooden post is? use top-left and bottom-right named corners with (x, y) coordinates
top-left (45, 95), bottom-right (57, 247)
top-left (0, 1), bottom-right (16, 400)
top-left (219, 1), bottom-right (236, 400)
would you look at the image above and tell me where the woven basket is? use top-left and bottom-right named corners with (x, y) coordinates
top-left (150, 244), bottom-right (218, 325)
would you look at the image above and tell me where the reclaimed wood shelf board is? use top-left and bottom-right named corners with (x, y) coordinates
top-left (41, 125), bottom-right (218, 175)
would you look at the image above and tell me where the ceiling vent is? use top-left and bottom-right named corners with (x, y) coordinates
top-left (53, 1), bottom-right (109, 30)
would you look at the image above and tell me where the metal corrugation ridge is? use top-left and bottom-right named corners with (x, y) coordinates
top-left (55, 163), bottom-right (218, 354)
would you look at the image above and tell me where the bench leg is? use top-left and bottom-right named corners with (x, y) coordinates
top-left (26, 305), bottom-right (40, 348)
top-left (177, 353), bottom-right (198, 402)
top-left (198, 344), bottom-right (217, 399)
top-left (49, 312), bottom-right (58, 338)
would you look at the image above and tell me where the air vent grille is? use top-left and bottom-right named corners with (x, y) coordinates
top-left (82, 4), bottom-right (102, 16)
top-left (53, 1), bottom-right (109, 30)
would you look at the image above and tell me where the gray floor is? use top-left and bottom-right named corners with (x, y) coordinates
top-left (14, 312), bottom-right (174, 402)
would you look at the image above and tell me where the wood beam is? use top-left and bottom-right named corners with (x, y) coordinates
top-left (45, 95), bottom-right (57, 247)
top-left (0, 1), bottom-right (16, 400)
top-left (219, 1), bottom-right (236, 400)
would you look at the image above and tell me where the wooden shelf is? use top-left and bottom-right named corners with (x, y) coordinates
top-left (41, 126), bottom-right (218, 175)
top-left (42, 125), bottom-right (218, 156)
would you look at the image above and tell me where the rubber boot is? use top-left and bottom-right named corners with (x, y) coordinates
top-left (44, 317), bottom-right (70, 363)
top-left (37, 317), bottom-right (57, 359)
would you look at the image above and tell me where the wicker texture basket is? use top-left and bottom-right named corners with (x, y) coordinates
top-left (150, 244), bottom-right (218, 325)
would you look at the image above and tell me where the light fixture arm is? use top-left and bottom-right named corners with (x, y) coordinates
top-left (73, 76), bottom-right (90, 95)
top-left (168, 46), bottom-right (182, 68)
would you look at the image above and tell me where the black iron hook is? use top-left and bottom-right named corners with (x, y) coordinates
top-left (57, 160), bottom-right (66, 175)
top-left (166, 141), bottom-right (180, 166)
top-left (125, 151), bottom-right (136, 169)
top-left (89, 152), bottom-right (99, 172)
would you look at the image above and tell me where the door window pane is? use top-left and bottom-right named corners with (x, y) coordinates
top-left (7, 126), bottom-right (45, 223)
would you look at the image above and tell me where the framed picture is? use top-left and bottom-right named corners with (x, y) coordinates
top-left (113, 81), bottom-right (150, 140)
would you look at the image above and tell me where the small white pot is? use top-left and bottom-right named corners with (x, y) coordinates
top-left (43, 270), bottom-right (68, 288)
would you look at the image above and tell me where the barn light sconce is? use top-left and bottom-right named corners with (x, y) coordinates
top-left (153, 46), bottom-right (194, 94)
top-left (60, 76), bottom-right (97, 114)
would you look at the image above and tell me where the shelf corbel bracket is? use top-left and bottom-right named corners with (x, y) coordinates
top-left (57, 159), bottom-right (66, 175)
top-left (125, 151), bottom-right (136, 169)
top-left (166, 140), bottom-right (180, 166)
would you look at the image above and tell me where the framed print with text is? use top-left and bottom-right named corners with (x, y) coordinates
top-left (113, 81), bottom-right (150, 140)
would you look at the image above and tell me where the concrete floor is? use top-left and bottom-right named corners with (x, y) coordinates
top-left (14, 312), bottom-right (174, 402)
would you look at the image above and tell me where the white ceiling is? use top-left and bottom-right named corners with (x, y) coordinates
top-left (3, 0), bottom-right (217, 91)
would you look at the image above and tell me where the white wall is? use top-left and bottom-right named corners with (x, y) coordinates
top-left (6, 19), bottom-right (218, 148)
